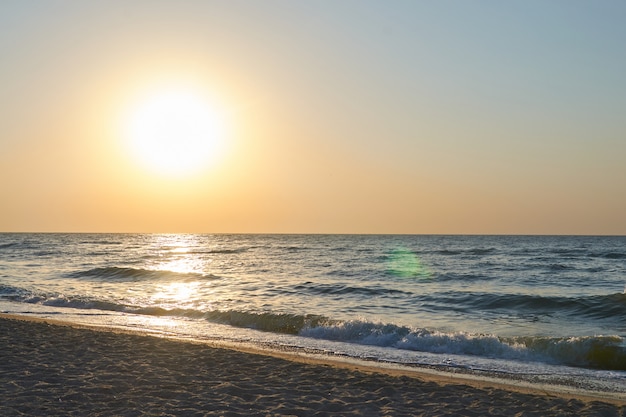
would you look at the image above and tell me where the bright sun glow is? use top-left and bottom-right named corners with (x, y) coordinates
top-left (123, 87), bottom-right (226, 177)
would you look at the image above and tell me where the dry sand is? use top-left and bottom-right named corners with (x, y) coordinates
top-left (0, 315), bottom-right (624, 416)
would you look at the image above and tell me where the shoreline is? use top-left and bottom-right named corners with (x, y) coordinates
top-left (2, 313), bottom-right (623, 403)
top-left (1, 314), bottom-right (624, 415)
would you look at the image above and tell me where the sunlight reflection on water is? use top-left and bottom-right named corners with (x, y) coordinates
top-left (153, 282), bottom-right (200, 304)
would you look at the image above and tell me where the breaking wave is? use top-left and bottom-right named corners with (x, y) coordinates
top-left (300, 320), bottom-right (626, 371)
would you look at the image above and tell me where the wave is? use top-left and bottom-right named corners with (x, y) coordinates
top-left (0, 242), bottom-right (19, 249)
top-left (431, 272), bottom-right (492, 282)
top-left (6, 288), bottom-right (626, 371)
top-left (196, 248), bottom-right (248, 254)
top-left (0, 239), bottom-right (42, 251)
top-left (532, 250), bottom-right (626, 260)
top-left (28, 294), bottom-right (330, 335)
top-left (78, 239), bottom-right (124, 245)
top-left (545, 248), bottom-right (589, 257)
top-left (278, 245), bottom-right (310, 252)
top-left (301, 320), bottom-right (626, 371)
top-left (425, 248), bottom-right (496, 256)
top-left (293, 282), bottom-right (410, 297)
top-left (131, 302), bottom-right (626, 371)
top-left (0, 284), bottom-right (25, 298)
top-left (33, 250), bottom-right (63, 257)
top-left (65, 266), bottom-right (220, 282)
top-left (429, 291), bottom-right (626, 321)
top-left (162, 247), bottom-right (249, 255)
top-left (203, 310), bottom-right (328, 334)
top-left (546, 263), bottom-right (574, 271)
top-left (591, 252), bottom-right (626, 260)
top-left (41, 296), bottom-right (129, 312)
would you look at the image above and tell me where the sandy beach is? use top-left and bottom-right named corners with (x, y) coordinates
top-left (0, 315), bottom-right (623, 416)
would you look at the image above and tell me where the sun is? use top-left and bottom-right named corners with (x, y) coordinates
top-left (123, 86), bottom-right (226, 177)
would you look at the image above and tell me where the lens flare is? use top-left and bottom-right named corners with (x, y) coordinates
top-left (386, 247), bottom-right (431, 278)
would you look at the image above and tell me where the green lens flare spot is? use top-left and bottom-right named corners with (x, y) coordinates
top-left (386, 247), bottom-right (431, 278)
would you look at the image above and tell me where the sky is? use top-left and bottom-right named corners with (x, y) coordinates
top-left (1, 0), bottom-right (625, 234)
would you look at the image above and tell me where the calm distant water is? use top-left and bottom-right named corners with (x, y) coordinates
top-left (1, 234), bottom-right (625, 392)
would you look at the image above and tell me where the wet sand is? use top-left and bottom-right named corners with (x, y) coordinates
top-left (0, 315), bottom-right (623, 416)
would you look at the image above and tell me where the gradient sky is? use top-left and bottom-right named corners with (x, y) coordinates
top-left (1, 1), bottom-right (625, 234)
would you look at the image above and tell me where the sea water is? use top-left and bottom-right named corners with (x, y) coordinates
top-left (1, 234), bottom-right (625, 396)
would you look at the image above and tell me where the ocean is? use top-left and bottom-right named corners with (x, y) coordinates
top-left (1, 234), bottom-right (625, 396)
